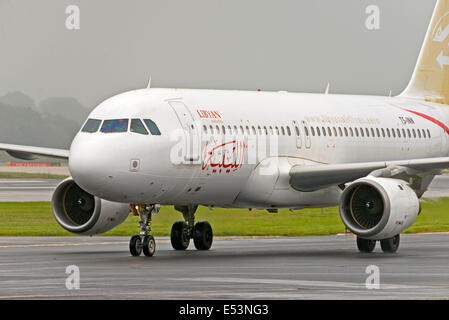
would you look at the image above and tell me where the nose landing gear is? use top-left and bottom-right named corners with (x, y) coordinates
top-left (171, 205), bottom-right (213, 251)
top-left (129, 204), bottom-right (159, 257)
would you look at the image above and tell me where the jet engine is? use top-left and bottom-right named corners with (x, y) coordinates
top-left (339, 177), bottom-right (420, 240)
top-left (51, 178), bottom-right (130, 235)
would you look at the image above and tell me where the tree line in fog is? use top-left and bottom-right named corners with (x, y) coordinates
top-left (0, 92), bottom-right (90, 161)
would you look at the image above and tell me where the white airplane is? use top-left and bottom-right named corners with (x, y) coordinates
top-left (2, 0), bottom-right (449, 257)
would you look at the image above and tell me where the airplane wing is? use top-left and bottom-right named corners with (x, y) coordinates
top-left (289, 157), bottom-right (449, 192)
top-left (0, 143), bottom-right (69, 160)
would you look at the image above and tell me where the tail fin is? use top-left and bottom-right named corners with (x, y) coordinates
top-left (401, 0), bottom-right (449, 104)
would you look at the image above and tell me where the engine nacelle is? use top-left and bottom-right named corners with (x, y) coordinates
top-left (52, 178), bottom-right (130, 235)
top-left (339, 177), bottom-right (420, 240)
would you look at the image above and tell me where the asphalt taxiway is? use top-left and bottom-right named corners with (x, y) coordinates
top-left (0, 234), bottom-right (448, 299)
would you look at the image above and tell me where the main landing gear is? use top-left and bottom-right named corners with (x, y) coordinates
top-left (356, 234), bottom-right (400, 253)
top-left (171, 205), bottom-right (213, 251)
top-left (129, 204), bottom-right (160, 257)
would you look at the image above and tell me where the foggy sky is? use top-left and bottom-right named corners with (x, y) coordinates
top-left (0, 0), bottom-right (436, 109)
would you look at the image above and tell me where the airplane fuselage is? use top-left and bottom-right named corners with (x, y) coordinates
top-left (68, 88), bottom-right (449, 209)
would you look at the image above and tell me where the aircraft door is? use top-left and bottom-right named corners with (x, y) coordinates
top-left (302, 120), bottom-right (311, 149)
top-left (168, 100), bottom-right (200, 163)
top-left (293, 121), bottom-right (302, 148)
top-left (441, 128), bottom-right (449, 156)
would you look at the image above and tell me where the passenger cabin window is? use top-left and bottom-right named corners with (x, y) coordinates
top-left (144, 119), bottom-right (161, 135)
top-left (100, 119), bottom-right (129, 133)
top-left (82, 119), bottom-right (102, 133)
top-left (130, 119), bottom-right (149, 135)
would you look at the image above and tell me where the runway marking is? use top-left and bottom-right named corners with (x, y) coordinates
top-left (170, 277), bottom-right (426, 290)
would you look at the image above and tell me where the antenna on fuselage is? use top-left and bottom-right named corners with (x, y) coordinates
top-left (147, 75), bottom-right (152, 89)
top-left (325, 82), bottom-right (330, 95)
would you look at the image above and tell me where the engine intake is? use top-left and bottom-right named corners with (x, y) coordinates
top-left (339, 177), bottom-right (420, 240)
top-left (52, 178), bottom-right (130, 235)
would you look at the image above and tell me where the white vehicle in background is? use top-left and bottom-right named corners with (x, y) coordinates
top-left (2, 0), bottom-right (449, 257)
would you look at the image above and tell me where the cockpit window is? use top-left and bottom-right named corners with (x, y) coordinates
top-left (130, 119), bottom-right (149, 135)
top-left (81, 119), bottom-right (102, 133)
top-left (100, 119), bottom-right (129, 133)
top-left (143, 119), bottom-right (161, 135)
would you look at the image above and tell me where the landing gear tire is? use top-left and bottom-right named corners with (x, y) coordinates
top-left (380, 234), bottom-right (400, 253)
top-left (171, 221), bottom-right (190, 250)
top-left (193, 221), bottom-right (213, 250)
top-left (142, 235), bottom-right (156, 257)
top-left (356, 237), bottom-right (376, 253)
top-left (129, 235), bottom-right (143, 256)
top-left (129, 204), bottom-right (160, 257)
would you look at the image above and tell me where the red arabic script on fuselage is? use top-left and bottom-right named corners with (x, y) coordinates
top-left (202, 140), bottom-right (245, 173)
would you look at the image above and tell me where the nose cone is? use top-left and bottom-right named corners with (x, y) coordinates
top-left (69, 134), bottom-right (110, 195)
